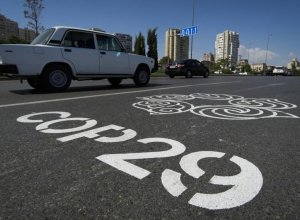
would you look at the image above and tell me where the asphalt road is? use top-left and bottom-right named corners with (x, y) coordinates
top-left (0, 76), bottom-right (299, 219)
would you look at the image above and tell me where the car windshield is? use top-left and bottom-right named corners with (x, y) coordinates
top-left (275, 66), bottom-right (283, 69)
top-left (31, 28), bottom-right (55, 45)
top-left (171, 60), bottom-right (184, 65)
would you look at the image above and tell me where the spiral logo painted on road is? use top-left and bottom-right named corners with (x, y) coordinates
top-left (133, 100), bottom-right (194, 115)
top-left (132, 93), bottom-right (299, 120)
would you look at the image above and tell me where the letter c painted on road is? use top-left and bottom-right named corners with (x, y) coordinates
top-left (36, 117), bottom-right (97, 134)
top-left (16, 111), bottom-right (71, 123)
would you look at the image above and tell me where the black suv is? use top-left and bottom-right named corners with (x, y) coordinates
top-left (165, 59), bottom-right (209, 78)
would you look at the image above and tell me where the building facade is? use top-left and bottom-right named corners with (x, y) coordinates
top-left (0, 14), bottom-right (19, 41)
top-left (251, 63), bottom-right (266, 72)
top-left (165, 28), bottom-right (189, 62)
top-left (115, 33), bottom-right (132, 53)
top-left (287, 58), bottom-right (300, 70)
top-left (215, 30), bottom-right (239, 67)
top-left (19, 28), bottom-right (36, 42)
top-left (202, 53), bottom-right (215, 62)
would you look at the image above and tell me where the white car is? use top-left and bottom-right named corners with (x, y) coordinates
top-left (239, 72), bottom-right (248, 75)
top-left (273, 66), bottom-right (286, 76)
top-left (0, 26), bottom-right (154, 92)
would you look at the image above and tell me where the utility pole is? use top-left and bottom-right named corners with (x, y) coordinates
top-left (190, 0), bottom-right (195, 59)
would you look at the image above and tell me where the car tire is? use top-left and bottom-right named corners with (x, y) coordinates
top-left (169, 74), bottom-right (175, 78)
top-left (186, 70), bottom-right (192, 78)
top-left (42, 65), bottom-right (72, 92)
top-left (133, 66), bottom-right (150, 86)
top-left (204, 70), bottom-right (209, 78)
top-left (108, 78), bottom-right (122, 87)
top-left (27, 77), bottom-right (43, 90)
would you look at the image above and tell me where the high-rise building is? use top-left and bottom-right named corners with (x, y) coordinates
top-left (165, 28), bottom-right (189, 62)
top-left (202, 53), bottom-right (215, 62)
top-left (115, 33), bottom-right (132, 53)
top-left (215, 30), bottom-right (239, 66)
top-left (0, 14), bottom-right (19, 41)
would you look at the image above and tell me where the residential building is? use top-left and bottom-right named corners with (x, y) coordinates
top-left (287, 58), bottom-right (300, 70)
top-left (19, 28), bottom-right (36, 42)
top-left (239, 59), bottom-right (249, 66)
top-left (115, 33), bottom-right (132, 53)
top-left (251, 63), bottom-right (266, 73)
top-left (0, 13), bottom-right (19, 41)
top-left (165, 28), bottom-right (189, 62)
top-left (215, 30), bottom-right (239, 67)
top-left (202, 53), bottom-right (215, 62)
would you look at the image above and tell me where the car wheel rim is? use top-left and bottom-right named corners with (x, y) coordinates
top-left (139, 70), bottom-right (148, 83)
top-left (49, 70), bottom-right (67, 88)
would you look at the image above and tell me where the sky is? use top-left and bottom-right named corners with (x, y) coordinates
top-left (0, 0), bottom-right (299, 66)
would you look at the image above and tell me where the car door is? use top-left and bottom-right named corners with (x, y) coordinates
top-left (61, 30), bottom-right (100, 74)
top-left (194, 60), bottom-right (206, 75)
top-left (96, 34), bottom-right (130, 75)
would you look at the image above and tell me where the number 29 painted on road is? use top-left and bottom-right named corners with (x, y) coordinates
top-left (17, 111), bottom-right (263, 210)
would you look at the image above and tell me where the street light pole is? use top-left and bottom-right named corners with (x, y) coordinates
top-left (264, 34), bottom-right (272, 74)
top-left (190, 0), bottom-right (195, 59)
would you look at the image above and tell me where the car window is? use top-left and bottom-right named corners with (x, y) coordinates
top-left (195, 60), bottom-right (202, 66)
top-left (61, 31), bottom-right (95, 49)
top-left (96, 35), bottom-right (122, 52)
top-left (186, 60), bottom-right (193, 66)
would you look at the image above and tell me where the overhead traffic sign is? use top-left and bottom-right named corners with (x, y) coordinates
top-left (181, 26), bottom-right (198, 36)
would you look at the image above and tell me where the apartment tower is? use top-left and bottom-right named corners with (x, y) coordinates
top-left (215, 30), bottom-right (239, 67)
top-left (165, 28), bottom-right (189, 62)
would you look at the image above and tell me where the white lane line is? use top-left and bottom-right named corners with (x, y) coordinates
top-left (236, 83), bottom-right (285, 92)
top-left (0, 81), bottom-right (240, 108)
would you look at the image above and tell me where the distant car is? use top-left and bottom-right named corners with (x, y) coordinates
top-left (239, 72), bottom-right (248, 75)
top-left (165, 59), bottom-right (209, 78)
top-left (273, 66), bottom-right (286, 76)
top-left (214, 70), bottom-right (222, 74)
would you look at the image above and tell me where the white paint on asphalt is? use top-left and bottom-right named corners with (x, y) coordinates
top-left (161, 151), bottom-right (263, 210)
top-left (16, 111), bottom-right (264, 210)
top-left (236, 83), bottom-right (285, 92)
top-left (96, 138), bottom-right (186, 179)
top-left (0, 81), bottom-right (240, 108)
top-left (133, 93), bottom-right (299, 120)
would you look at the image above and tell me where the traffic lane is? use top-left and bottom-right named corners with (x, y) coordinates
top-left (0, 78), bottom-right (299, 219)
top-left (0, 76), bottom-right (299, 109)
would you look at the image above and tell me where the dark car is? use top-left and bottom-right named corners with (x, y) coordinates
top-left (165, 59), bottom-right (209, 78)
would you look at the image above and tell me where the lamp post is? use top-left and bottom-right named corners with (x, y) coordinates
top-left (190, 0), bottom-right (195, 59)
top-left (264, 34), bottom-right (272, 74)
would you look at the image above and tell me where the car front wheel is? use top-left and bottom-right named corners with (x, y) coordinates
top-left (133, 66), bottom-right (150, 86)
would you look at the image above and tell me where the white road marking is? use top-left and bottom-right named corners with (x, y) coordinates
top-left (0, 81), bottom-right (239, 108)
top-left (161, 151), bottom-right (263, 210)
top-left (236, 83), bottom-right (285, 92)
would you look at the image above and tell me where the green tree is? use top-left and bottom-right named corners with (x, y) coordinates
top-left (219, 58), bottom-right (230, 70)
top-left (24, 0), bottom-right (44, 36)
top-left (159, 56), bottom-right (171, 64)
top-left (147, 28), bottom-right (158, 72)
top-left (134, 32), bottom-right (145, 56)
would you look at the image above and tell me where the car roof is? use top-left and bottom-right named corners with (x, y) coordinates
top-left (52, 26), bottom-right (113, 35)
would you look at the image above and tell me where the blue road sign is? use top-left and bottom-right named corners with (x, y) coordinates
top-left (181, 26), bottom-right (198, 37)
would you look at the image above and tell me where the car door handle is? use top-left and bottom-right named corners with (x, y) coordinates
top-left (64, 49), bottom-right (72, 52)
top-left (100, 51), bottom-right (106, 55)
